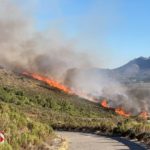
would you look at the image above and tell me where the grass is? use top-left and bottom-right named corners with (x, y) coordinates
top-left (0, 102), bottom-right (53, 150)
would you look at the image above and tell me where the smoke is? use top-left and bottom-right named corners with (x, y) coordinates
top-left (64, 68), bottom-right (150, 114)
top-left (0, 0), bottom-right (93, 81)
top-left (0, 0), bottom-right (149, 115)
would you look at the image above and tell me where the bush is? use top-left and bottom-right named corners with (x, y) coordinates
top-left (0, 102), bottom-right (53, 149)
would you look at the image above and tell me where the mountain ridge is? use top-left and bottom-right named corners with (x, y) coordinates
top-left (96, 56), bottom-right (150, 82)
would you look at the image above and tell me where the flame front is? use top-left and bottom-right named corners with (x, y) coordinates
top-left (101, 100), bottom-right (130, 117)
top-left (101, 100), bottom-right (109, 108)
top-left (115, 107), bottom-right (130, 117)
top-left (23, 72), bottom-right (72, 94)
top-left (23, 72), bottom-right (149, 119)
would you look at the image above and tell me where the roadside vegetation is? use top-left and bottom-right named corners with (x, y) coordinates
top-left (0, 102), bottom-right (53, 150)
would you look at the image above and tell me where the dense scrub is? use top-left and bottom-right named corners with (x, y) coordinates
top-left (0, 72), bottom-right (117, 149)
top-left (0, 84), bottom-right (117, 129)
top-left (112, 119), bottom-right (150, 145)
top-left (1, 84), bottom-right (150, 147)
top-left (0, 69), bottom-right (150, 148)
top-left (0, 84), bottom-right (114, 118)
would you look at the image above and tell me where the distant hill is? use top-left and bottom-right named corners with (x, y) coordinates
top-left (113, 57), bottom-right (150, 82)
top-left (87, 57), bottom-right (150, 83)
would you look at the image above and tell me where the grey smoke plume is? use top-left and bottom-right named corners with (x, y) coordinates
top-left (64, 68), bottom-right (150, 114)
top-left (0, 0), bottom-right (149, 115)
top-left (0, 0), bottom-right (93, 81)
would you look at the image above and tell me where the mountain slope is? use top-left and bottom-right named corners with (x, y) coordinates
top-left (0, 67), bottom-right (150, 148)
top-left (87, 57), bottom-right (150, 83)
top-left (114, 57), bottom-right (150, 82)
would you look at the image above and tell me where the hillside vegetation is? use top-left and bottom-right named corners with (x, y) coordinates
top-left (0, 102), bottom-right (53, 150)
top-left (0, 68), bottom-right (150, 149)
top-left (0, 68), bottom-right (116, 149)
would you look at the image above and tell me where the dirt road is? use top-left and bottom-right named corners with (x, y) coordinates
top-left (57, 131), bottom-right (148, 150)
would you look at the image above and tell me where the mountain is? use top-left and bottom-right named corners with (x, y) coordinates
top-left (88, 57), bottom-right (150, 83)
top-left (64, 57), bottom-right (150, 90)
top-left (113, 57), bottom-right (150, 82)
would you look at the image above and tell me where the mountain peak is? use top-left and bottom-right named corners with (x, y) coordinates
top-left (134, 56), bottom-right (150, 61)
top-left (113, 56), bottom-right (150, 82)
top-left (130, 56), bottom-right (150, 70)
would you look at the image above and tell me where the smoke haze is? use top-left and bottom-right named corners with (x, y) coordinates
top-left (0, 1), bottom-right (93, 79)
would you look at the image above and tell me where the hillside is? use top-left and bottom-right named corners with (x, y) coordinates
top-left (0, 67), bottom-right (116, 149)
top-left (0, 67), bottom-right (150, 149)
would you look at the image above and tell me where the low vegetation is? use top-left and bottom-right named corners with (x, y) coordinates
top-left (0, 102), bottom-right (53, 150)
top-left (0, 68), bottom-right (150, 148)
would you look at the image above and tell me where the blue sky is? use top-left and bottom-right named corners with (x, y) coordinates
top-left (20, 0), bottom-right (150, 68)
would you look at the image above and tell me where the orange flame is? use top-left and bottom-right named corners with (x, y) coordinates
top-left (101, 100), bottom-right (109, 108)
top-left (101, 100), bottom-right (130, 117)
top-left (23, 72), bottom-right (72, 94)
top-left (23, 72), bottom-right (148, 119)
top-left (115, 107), bottom-right (130, 117)
top-left (139, 111), bottom-right (149, 119)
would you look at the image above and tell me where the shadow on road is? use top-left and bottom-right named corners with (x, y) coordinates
top-left (110, 136), bottom-right (149, 150)
top-left (76, 132), bottom-right (149, 150)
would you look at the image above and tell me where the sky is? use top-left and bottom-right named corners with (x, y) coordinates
top-left (18, 0), bottom-right (150, 68)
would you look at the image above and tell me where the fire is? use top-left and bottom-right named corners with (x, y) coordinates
top-left (22, 72), bottom-right (149, 119)
top-left (23, 72), bottom-right (72, 94)
top-left (101, 100), bottom-right (130, 117)
top-left (115, 107), bottom-right (130, 117)
top-left (100, 100), bottom-right (149, 119)
top-left (139, 111), bottom-right (149, 119)
top-left (101, 100), bottom-right (109, 108)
